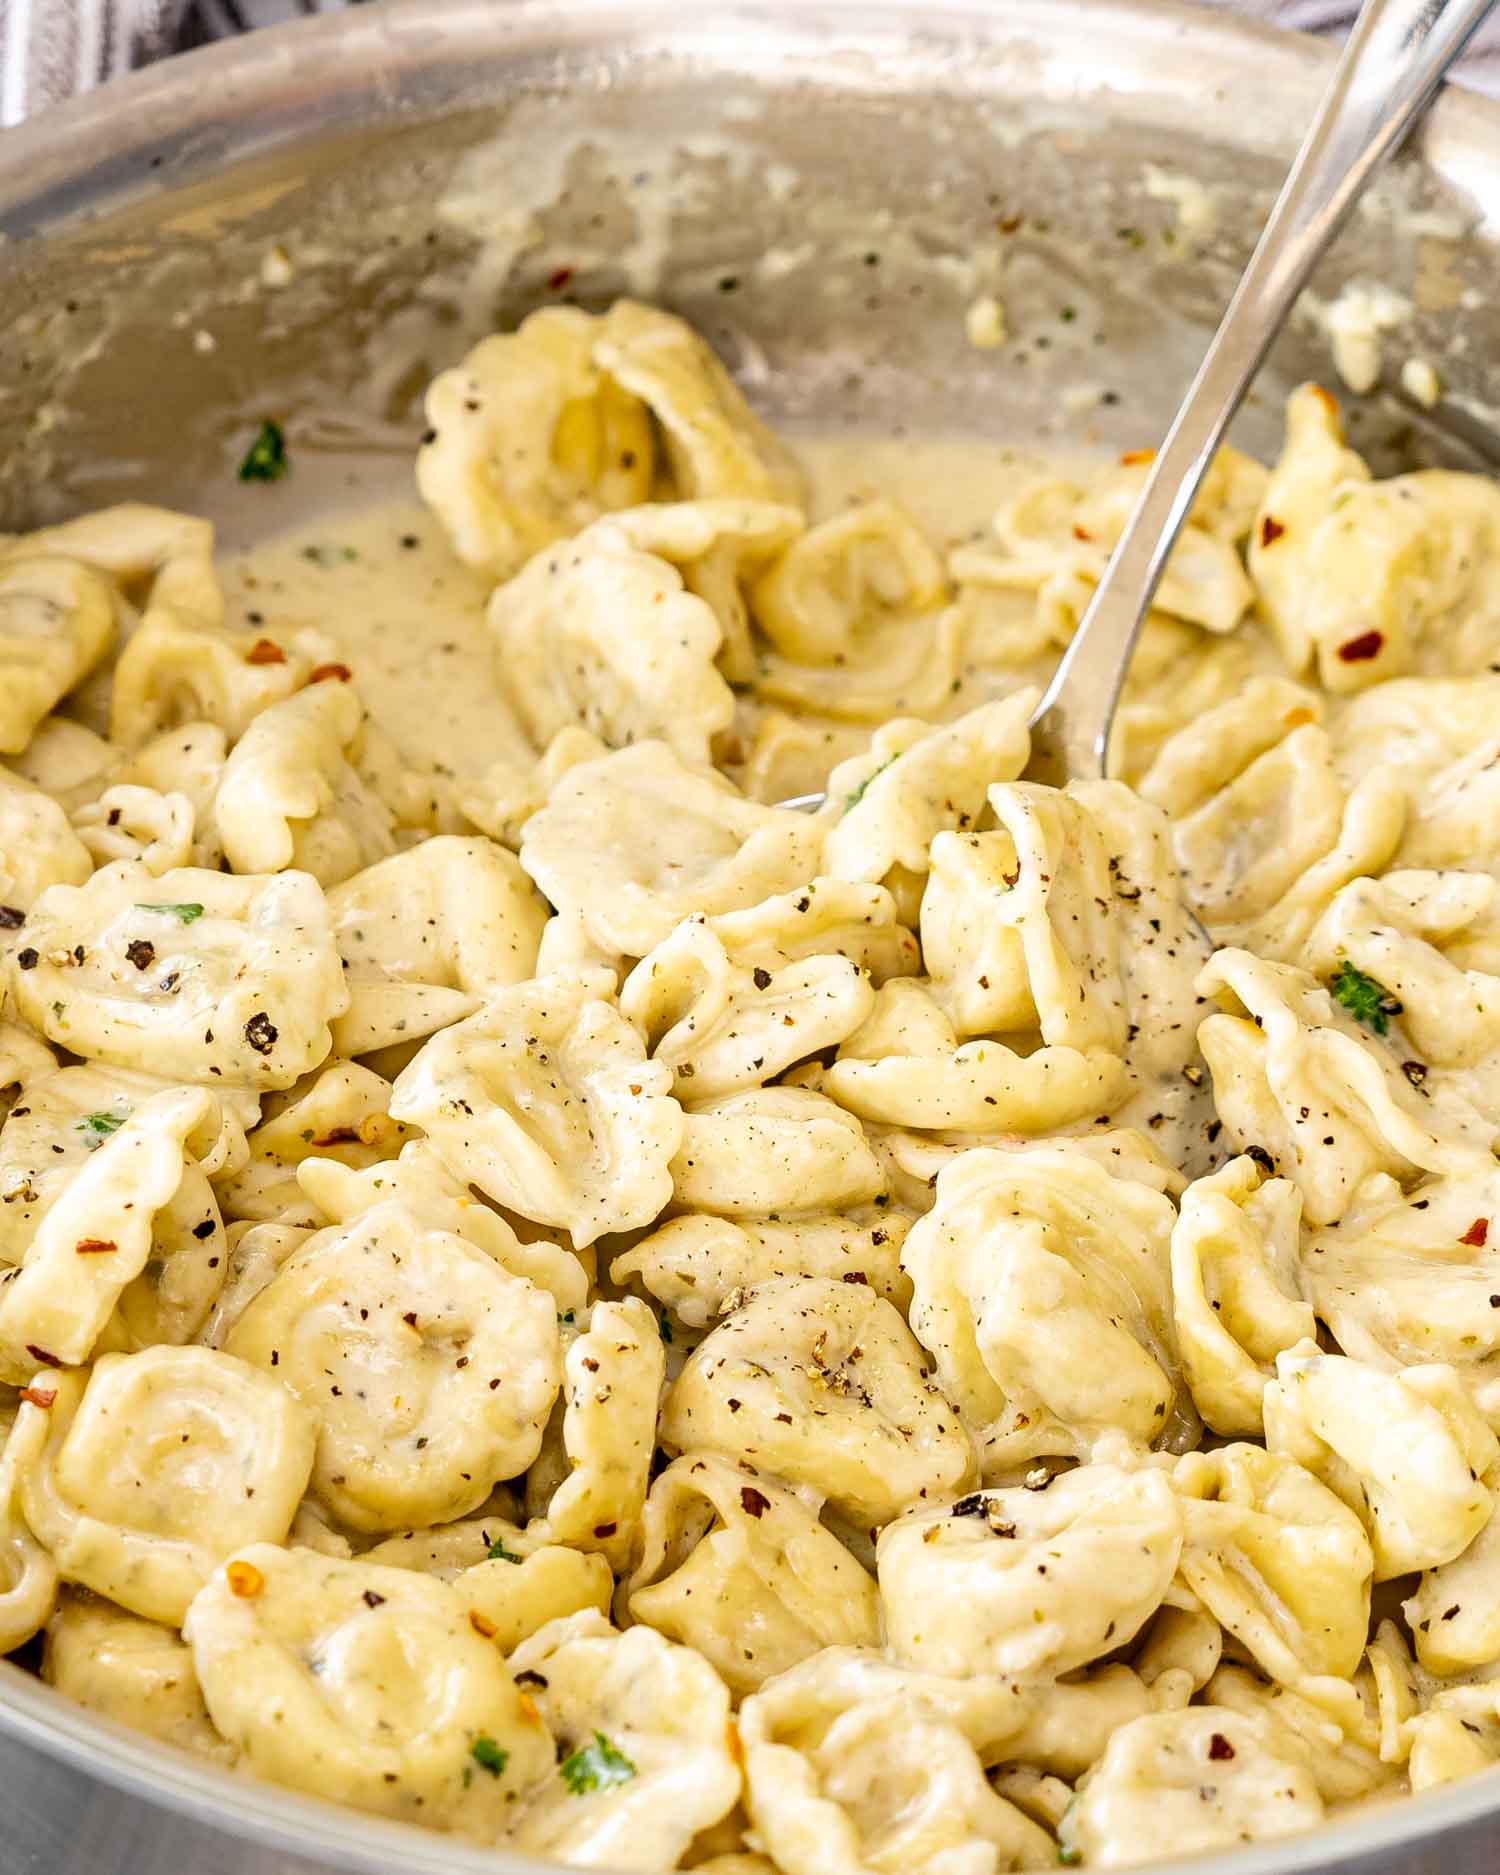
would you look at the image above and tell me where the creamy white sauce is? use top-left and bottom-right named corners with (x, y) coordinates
top-left (216, 434), bottom-right (1061, 784)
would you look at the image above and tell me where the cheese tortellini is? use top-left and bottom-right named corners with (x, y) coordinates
top-left (11, 308), bottom-right (1500, 1873)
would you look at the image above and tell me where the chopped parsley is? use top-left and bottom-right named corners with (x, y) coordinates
top-left (76, 1111), bottom-right (125, 1149)
top-left (843, 757), bottom-right (895, 814)
top-left (559, 1731), bottom-right (637, 1795)
top-left (1329, 959), bottom-right (1401, 1036)
top-left (136, 902), bottom-right (204, 924)
top-left (659, 1312), bottom-right (673, 1345)
top-left (238, 420), bottom-right (289, 483)
top-left (486, 1537), bottom-right (523, 1564)
top-left (470, 1734), bottom-right (508, 1778)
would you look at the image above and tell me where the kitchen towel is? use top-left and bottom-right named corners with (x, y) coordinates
top-left (4, 0), bottom-right (1500, 123)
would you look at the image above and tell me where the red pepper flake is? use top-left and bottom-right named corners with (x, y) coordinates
top-left (1071, 524), bottom-right (1093, 543)
top-left (311, 1125), bottom-right (361, 1147)
top-left (25, 1344), bottom-right (62, 1368)
top-left (226, 1560), bottom-right (264, 1599)
top-left (75, 1238), bottom-right (118, 1255)
top-left (245, 638), bottom-right (286, 665)
top-left (1337, 629), bottom-right (1383, 663)
top-left (1259, 515), bottom-right (1286, 548)
top-left (1461, 1218), bottom-right (1490, 1248)
top-left (309, 662), bottom-right (352, 684)
top-left (468, 1608), bottom-right (497, 1638)
top-left (740, 1486), bottom-right (770, 1519)
top-left (1284, 706), bottom-right (1316, 728)
top-left (1208, 1733), bottom-right (1236, 1762)
top-left (18, 1386), bottom-right (56, 1409)
top-left (547, 265), bottom-right (575, 292)
top-left (1120, 448), bottom-right (1155, 467)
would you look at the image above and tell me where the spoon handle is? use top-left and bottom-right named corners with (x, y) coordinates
top-left (1025, 0), bottom-right (1498, 786)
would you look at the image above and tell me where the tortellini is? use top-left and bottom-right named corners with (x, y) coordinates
top-left (672, 1087), bottom-right (884, 1217)
top-left (1300, 1167), bottom-right (1500, 1420)
top-left (223, 1197), bottom-right (559, 1532)
top-left (389, 970), bottom-right (682, 1247)
top-left (1198, 948), bottom-right (1496, 1225)
top-left (0, 547), bottom-right (119, 753)
top-left (0, 1085), bottom-right (231, 1378)
top-left (822, 695), bottom-right (1032, 888)
top-left (418, 299), bottom-right (800, 581)
top-left (327, 834), bottom-right (548, 1055)
top-left (628, 1452), bottom-right (880, 1692)
top-left (507, 1611), bottom-right (743, 1869)
top-left (9, 1345), bottom-right (314, 1623)
top-left (739, 1651), bottom-right (1062, 1875)
top-left (1170, 1156), bottom-right (1314, 1435)
top-left (1251, 381), bottom-right (1500, 691)
top-left (0, 767), bottom-right (92, 912)
top-left (214, 679), bottom-right (397, 887)
top-left (1059, 1707), bottom-right (1323, 1867)
top-left (6, 861), bottom-right (348, 1090)
top-left (899, 1146), bottom-right (1183, 1469)
top-left (878, 1462), bottom-right (1182, 1678)
top-left (620, 915), bottom-right (875, 1100)
top-left (487, 512), bottom-right (737, 766)
top-left (529, 1297), bottom-right (662, 1571)
top-left (1263, 1343), bottom-right (1496, 1579)
top-left (611, 1209), bottom-right (911, 1327)
top-left (661, 1276), bottom-right (975, 1524)
top-left (43, 1590), bottom-right (232, 1763)
top-left (520, 742), bottom-right (823, 959)
top-left (1172, 1442), bottom-right (1373, 1704)
top-left (185, 1543), bottom-right (554, 1834)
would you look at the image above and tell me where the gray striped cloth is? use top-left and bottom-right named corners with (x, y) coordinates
top-left (3, 0), bottom-right (1500, 124)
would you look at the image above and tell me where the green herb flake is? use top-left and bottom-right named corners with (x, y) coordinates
top-left (659, 1312), bottom-right (673, 1345)
top-left (238, 420), bottom-right (289, 483)
top-left (470, 1735), bottom-right (509, 1779)
top-left (1329, 959), bottom-right (1401, 1036)
top-left (302, 543), bottom-right (357, 567)
top-left (843, 757), bottom-right (896, 815)
top-left (1058, 1848), bottom-right (1081, 1868)
top-left (1059, 305), bottom-right (1077, 323)
top-left (136, 902), bottom-right (205, 924)
top-left (560, 1731), bottom-right (637, 1795)
top-left (486, 1537), bottom-right (523, 1564)
top-left (462, 1765), bottom-right (474, 1789)
top-left (557, 1310), bottom-right (575, 1326)
top-left (77, 1111), bottom-right (125, 1149)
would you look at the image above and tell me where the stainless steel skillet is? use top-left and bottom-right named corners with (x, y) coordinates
top-left (2, 4), bottom-right (1500, 1873)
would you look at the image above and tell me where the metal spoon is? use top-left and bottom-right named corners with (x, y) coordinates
top-left (781, 0), bottom-right (1497, 812)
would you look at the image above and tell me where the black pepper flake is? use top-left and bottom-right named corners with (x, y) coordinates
top-left (15, 948), bottom-right (38, 970)
top-left (244, 1012), bottom-right (278, 1055)
top-left (124, 939), bottom-right (156, 972)
top-left (740, 1486), bottom-right (770, 1518)
top-left (752, 967), bottom-right (772, 991)
top-left (1208, 1734), bottom-right (1235, 1762)
top-left (192, 1218), bottom-right (217, 1240)
top-left (363, 1590), bottom-right (386, 1608)
top-left (0, 907), bottom-right (23, 930)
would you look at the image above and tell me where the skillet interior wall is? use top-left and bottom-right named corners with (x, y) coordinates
top-left (0, 4), bottom-right (1496, 537)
